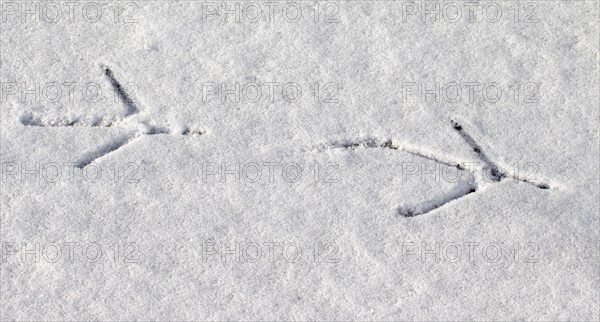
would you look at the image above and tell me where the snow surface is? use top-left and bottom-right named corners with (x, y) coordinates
top-left (1, 0), bottom-right (599, 320)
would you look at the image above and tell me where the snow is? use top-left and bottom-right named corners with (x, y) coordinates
top-left (1, 1), bottom-right (599, 320)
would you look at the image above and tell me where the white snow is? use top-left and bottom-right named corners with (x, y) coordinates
top-left (1, 1), bottom-right (598, 320)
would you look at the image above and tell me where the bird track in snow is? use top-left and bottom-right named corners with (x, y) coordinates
top-left (20, 64), bottom-right (206, 168)
top-left (317, 120), bottom-right (553, 217)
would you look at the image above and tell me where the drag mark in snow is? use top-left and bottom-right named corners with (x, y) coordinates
top-left (451, 120), bottom-right (550, 189)
top-left (75, 132), bottom-right (140, 168)
top-left (451, 119), bottom-right (503, 181)
top-left (19, 112), bottom-right (122, 128)
top-left (74, 126), bottom-right (205, 168)
top-left (396, 182), bottom-right (477, 217)
top-left (101, 64), bottom-right (139, 116)
top-left (326, 138), bottom-right (464, 170)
